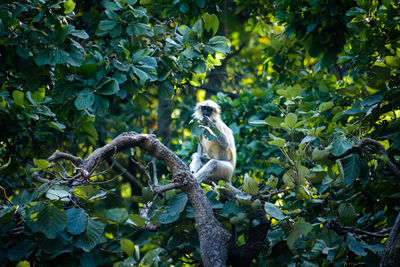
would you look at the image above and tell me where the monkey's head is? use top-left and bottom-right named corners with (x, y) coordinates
top-left (194, 100), bottom-right (221, 121)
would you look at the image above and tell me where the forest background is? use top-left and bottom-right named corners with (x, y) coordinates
top-left (1, 0), bottom-right (400, 266)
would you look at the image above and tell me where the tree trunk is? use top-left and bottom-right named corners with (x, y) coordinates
top-left (157, 98), bottom-right (173, 145)
top-left (381, 211), bottom-right (400, 267)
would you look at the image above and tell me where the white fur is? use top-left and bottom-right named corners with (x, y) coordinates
top-left (190, 100), bottom-right (236, 184)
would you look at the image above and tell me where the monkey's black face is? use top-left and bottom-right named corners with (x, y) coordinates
top-left (201, 105), bottom-right (214, 117)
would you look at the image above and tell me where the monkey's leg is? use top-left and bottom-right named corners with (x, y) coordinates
top-left (195, 159), bottom-right (234, 184)
top-left (190, 152), bottom-right (203, 174)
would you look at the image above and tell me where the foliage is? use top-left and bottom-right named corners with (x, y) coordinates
top-left (1, 0), bottom-right (400, 266)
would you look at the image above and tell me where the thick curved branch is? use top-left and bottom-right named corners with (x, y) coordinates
top-left (329, 138), bottom-right (400, 178)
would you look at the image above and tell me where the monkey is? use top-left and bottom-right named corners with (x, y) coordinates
top-left (189, 100), bottom-right (236, 184)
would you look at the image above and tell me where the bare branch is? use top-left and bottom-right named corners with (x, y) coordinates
top-left (260, 188), bottom-right (290, 200)
top-left (47, 151), bottom-right (83, 166)
top-left (152, 182), bottom-right (182, 194)
top-left (329, 220), bottom-right (390, 238)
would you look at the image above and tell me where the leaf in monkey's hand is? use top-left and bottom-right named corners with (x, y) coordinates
top-left (189, 119), bottom-right (204, 135)
top-left (200, 125), bottom-right (220, 141)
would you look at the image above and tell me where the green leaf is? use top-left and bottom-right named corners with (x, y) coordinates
top-left (346, 234), bottom-right (367, 256)
top-left (134, 23), bottom-right (152, 36)
top-left (46, 187), bottom-right (70, 202)
top-left (73, 185), bottom-right (100, 201)
top-left (35, 48), bottom-right (55, 66)
top-left (64, 0), bottom-right (76, 13)
top-left (268, 134), bottom-right (286, 147)
top-left (218, 200), bottom-right (245, 217)
top-left (236, 193), bottom-right (252, 205)
top-left (54, 49), bottom-right (70, 64)
top-left (75, 218), bottom-right (106, 252)
top-left (121, 238), bottom-right (135, 257)
top-left (243, 176), bottom-right (259, 195)
top-left (74, 89), bottom-right (95, 110)
top-left (99, 79), bottom-right (119, 95)
top-left (249, 120), bottom-right (267, 125)
top-left (81, 121), bottom-right (98, 139)
top-left (12, 90), bottom-right (24, 106)
top-left (128, 214), bottom-right (148, 227)
top-left (341, 154), bottom-right (360, 185)
top-left (12, 190), bottom-right (35, 206)
top-left (66, 208), bottom-right (88, 235)
top-left (132, 93), bottom-right (148, 108)
top-left (338, 203), bottom-right (358, 226)
top-left (16, 47), bottom-right (29, 59)
top-left (79, 61), bottom-right (98, 78)
top-left (332, 137), bottom-right (353, 156)
top-left (106, 208), bottom-right (129, 223)
top-left (142, 248), bottom-right (164, 266)
top-left (204, 41), bottom-right (230, 54)
top-left (195, 0), bottom-right (205, 8)
top-left (55, 25), bottom-right (73, 45)
top-left (264, 202), bottom-right (285, 220)
top-left (131, 66), bottom-right (149, 83)
top-left (16, 260), bottom-right (31, 267)
top-left (158, 193), bottom-right (188, 224)
top-left (99, 20), bottom-right (117, 31)
top-left (319, 101), bottom-right (334, 112)
top-left (71, 30), bottom-right (89, 39)
top-left (33, 158), bottom-right (50, 170)
top-left (105, 1), bottom-right (122, 10)
top-left (287, 220), bottom-right (312, 249)
top-left (93, 95), bottom-right (109, 115)
top-left (264, 116), bottom-right (283, 128)
top-left (48, 122), bottom-right (66, 132)
top-left (31, 204), bottom-right (68, 239)
top-left (7, 240), bottom-right (36, 261)
top-left (179, 3), bottom-right (189, 13)
top-left (202, 13), bottom-right (219, 36)
top-left (284, 113), bottom-right (297, 128)
top-left (311, 239), bottom-right (328, 256)
top-left (192, 19), bottom-right (203, 34)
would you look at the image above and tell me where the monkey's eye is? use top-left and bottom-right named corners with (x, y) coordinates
top-left (201, 106), bottom-right (213, 112)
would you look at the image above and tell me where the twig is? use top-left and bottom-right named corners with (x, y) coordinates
top-left (329, 220), bottom-right (390, 238)
top-left (259, 188), bottom-right (290, 200)
top-left (47, 151), bottom-right (83, 166)
top-left (152, 182), bottom-right (182, 194)
top-left (0, 185), bottom-right (14, 205)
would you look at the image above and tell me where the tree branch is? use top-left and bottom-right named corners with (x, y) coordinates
top-left (328, 220), bottom-right (390, 238)
top-left (152, 182), bottom-right (182, 194)
top-left (47, 151), bottom-right (83, 166)
top-left (35, 132), bottom-right (230, 267)
top-left (381, 211), bottom-right (400, 266)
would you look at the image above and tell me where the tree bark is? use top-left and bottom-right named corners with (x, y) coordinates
top-left (157, 99), bottom-right (173, 145)
top-left (381, 211), bottom-right (400, 267)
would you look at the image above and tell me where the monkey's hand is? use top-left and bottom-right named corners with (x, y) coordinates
top-left (203, 116), bottom-right (217, 128)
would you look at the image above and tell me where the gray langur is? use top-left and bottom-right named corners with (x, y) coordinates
top-left (189, 100), bottom-right (236, 184)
